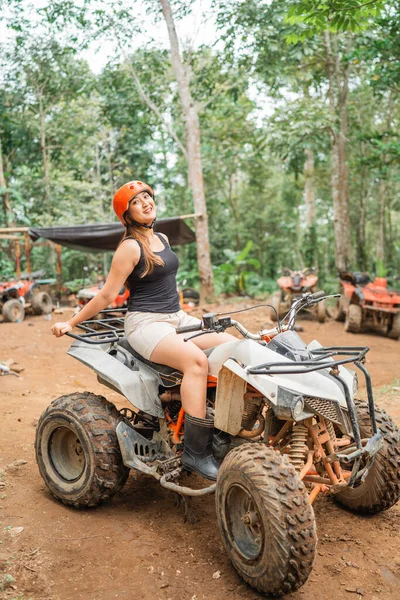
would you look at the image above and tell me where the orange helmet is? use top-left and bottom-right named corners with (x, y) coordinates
top-left (113, 180), bottom-right (154, 223)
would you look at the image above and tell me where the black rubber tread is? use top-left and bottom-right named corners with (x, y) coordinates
top-left (344, 304), bottom-right (362, 333)
top-left (317, 300), bottom-right (326, 323)
top-left (216, 443), bottom-right (316, 597)
top-left (269, 292), bottom-right (281, 322)
top-left (387, 312), bottom-right (400, 340)
top-left (32, 291), bottom-right (53, 315)
top-left (332, 286), bottom-right (346, 322)
top-left (335, 399), bottom-right (400, 514)
top-left (2, 298), bottom-right (25, 322)
top-left (35, 392), bottom-right (129, 508)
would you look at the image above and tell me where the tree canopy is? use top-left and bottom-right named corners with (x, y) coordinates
top-left (1, 0), bottom-right (399, 293)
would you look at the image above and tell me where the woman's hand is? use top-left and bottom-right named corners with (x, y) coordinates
top-left (51, 321), bottom-right (73, 338)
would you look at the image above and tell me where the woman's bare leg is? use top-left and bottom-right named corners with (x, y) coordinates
top-left (150, 333), bottom-right (209, 418)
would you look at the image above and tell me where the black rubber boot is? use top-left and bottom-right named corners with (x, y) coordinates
top-left (212, 429), bottom-right (232, 463)
top-left (181, 414), bottom-right (220, 481)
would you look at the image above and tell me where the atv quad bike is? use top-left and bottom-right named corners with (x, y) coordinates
top-left (270, 267), bottom-right (326, 323)
top-left (35, 292), bottom-right (400, 597)
top-left (76, 284), bottom-right (199, 316)
top-left (333, 271), bottom-right (400, 339)
top-left (0, 270), bottom-right (54, 323)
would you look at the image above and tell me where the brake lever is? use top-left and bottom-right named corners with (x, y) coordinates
top-left (184, 329), bottom-right (213, 342)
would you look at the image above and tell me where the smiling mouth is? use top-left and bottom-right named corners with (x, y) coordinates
top-left (143, 208), bottom-right (153, 214)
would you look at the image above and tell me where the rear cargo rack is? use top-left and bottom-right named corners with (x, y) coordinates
top-left (66, 308), bottom-right (127, 345)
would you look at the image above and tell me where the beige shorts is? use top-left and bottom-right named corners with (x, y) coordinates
top-left (124, 309), bottom-right (202, 360)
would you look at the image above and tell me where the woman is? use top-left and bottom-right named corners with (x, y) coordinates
top-left (51, 180), bottom-right (235, 481)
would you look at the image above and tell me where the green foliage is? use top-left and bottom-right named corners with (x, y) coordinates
top-left (0, 0), bottom-right (399, 292)
top-left (376, 258), bottom-right (387, 277)
top-left (213, 240), bottom-right (261, 296)
top-left (285, 1), bottom-right (385, 39)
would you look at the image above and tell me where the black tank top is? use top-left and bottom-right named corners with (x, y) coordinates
top-left (125, 233), bottom-right (180, 313)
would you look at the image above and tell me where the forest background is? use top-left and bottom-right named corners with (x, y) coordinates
top-left (1, 0), bottom-right (399, 300)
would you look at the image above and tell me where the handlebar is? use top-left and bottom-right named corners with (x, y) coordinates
top-left (176, 323), bottom-right (203, 334)
top-left (176, 291), bottom-right (338, 343)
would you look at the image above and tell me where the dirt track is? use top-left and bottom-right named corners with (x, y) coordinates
top-left (0, 304), bottom-right (399, 600)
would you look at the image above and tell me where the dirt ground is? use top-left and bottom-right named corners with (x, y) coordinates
top-left (0, 302), bottom-right (399, 600)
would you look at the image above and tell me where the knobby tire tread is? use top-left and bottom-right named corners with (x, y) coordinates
top-left (36, 391), bottom-right (129, 508)
top-left (217, 443), bottom-right (316, 597)
top-left (388, 312), bottom-right (400, 340)
top-left (335, 399), bottom-right (400, 514)
top-left (345, 304), bottom-right (362, 333)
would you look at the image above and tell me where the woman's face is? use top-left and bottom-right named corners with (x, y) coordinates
top-left (128, 190), bottom-right (156, 224)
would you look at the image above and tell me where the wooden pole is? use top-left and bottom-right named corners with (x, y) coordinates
top-left (55, 244), bottom-right (62, 296)
top-left (24, 233), bottom-right (32, 274)
top-left (15, 240), bottom-right (21, 277)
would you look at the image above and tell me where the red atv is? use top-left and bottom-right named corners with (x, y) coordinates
top-left (333, 272), bottom-right (400, 338)
top-left (77, 282), bottom-right (129, 311)
top-left (76, 284), bottom-right (199, 313)
top-left (0, 270), bottom-right (54, 323)
top-left (270, 267), bottom-right (326, 323)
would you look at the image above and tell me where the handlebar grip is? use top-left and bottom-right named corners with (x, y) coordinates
top-left (176, 323), bottom-right (203, 334)
top-left (310, 290), bottom-right (325, 300)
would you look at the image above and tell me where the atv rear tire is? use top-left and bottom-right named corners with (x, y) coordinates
top-left (35, 392), bottom-right (129, 508)
top-left (335, 399), bottom-right (400, 514)
top-left (216, 444), bottom-right (316, 597)
top-left (2, 299), bottom-right (25, 322)
top-left (387, 312), bottom-right (400, 340)
top-left (32, 291), bottom-right (53, 315)
top-left (269, 292), bottom-right (281, 322)
top-left (317, 300), bottom-right (326, 323)
top-left (345, 304), bottom-right (362, 333)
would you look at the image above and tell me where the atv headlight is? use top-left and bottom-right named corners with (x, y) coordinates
top-left (275, 387), bottom-right (305, 420)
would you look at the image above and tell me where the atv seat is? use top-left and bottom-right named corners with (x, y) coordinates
top-left (117, 337), bottom-right (215, 377)
top-left (340, 271), bottom-right (371, 285)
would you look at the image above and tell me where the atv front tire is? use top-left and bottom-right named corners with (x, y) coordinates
top-left (2, 299), bottom-right (25, 322)
top-left (335, 400), bottom-right (400, 514)
top-left (345, 304), bottom-right (362, 333)
top-left (388, 312), bottom-right (400, 340)
top-left (332, 295), bottom-right (346, 322)
top-left (35, 392), bottom-right (129, 508)
top-left (216, 444), bottom-right (316, 597)
top-left (317, 300), bottom-right (326, 323)
top-left (32, 291), bottom-right (53, 315)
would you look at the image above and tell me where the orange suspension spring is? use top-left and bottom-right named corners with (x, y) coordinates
top-left (289, 423), bottom-right (309, 472)
top-left (326, 420), bottom-right (337, 445)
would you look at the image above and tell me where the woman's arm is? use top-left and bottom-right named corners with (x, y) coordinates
top-left (51, 240), bottom-right (140, 337)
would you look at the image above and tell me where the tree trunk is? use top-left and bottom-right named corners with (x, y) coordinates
top-left (0, 136), bottom-right (14, 227)
top-left (304, 147), bottom-right (316, 228)
top-left (376, 179), bottom-right (385, 263)
top-left (356, 166), bottom-right (367, 270)
top-left (227, 174), bottom-right (241, 250)
top-left (324, 31), bottom-right (351, 272)
top-left (159, 0), bottom-right (214, 302)
top-left (38, 93), bottom-right (51, 204)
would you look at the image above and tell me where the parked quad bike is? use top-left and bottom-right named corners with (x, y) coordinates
top-left (35, 295), bottom-right (400, 598)
top-left (77, 284), bottom-right (199, 316)
top-left (333, 271), bottom-right (400, 339)
top-left (0, 270), bottom-right (54, 323)
top-left (270, 267), bottom-right (326, 323)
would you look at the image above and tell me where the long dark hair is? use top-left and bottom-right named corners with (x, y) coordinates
top-left (121, 212), bottom-right (164, 278)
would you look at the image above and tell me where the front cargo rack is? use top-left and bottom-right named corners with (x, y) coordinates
top-left (66, 308), bottom-right (127, 345)
top-left (247, 346), bottom-right (369, 376)
top-left (247, 345), bottom-right (379, 463)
